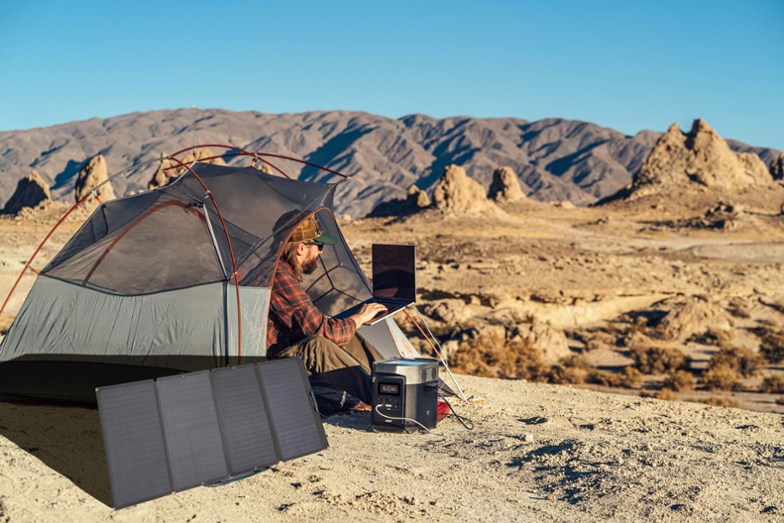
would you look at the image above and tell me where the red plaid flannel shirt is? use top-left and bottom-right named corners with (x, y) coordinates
top-left (266, 259), bottom-right (357, 355)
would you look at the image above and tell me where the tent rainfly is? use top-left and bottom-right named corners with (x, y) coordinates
top-left (0, 146), bottom-right (418, 403)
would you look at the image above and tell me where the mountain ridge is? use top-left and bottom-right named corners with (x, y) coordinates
top-left (0, 108), bottom-right (779, 216)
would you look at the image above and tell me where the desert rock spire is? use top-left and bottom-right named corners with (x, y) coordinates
top-left (431, 165), bottom-right (499, 215)
top-left (628, 119), bottom-right (771, 199)
top-left (74, 155), bottom-right (115, 205)
top-left (488, 166), bottom-right (526, 202)
top-left (2, 169), bottom-right (51, 214)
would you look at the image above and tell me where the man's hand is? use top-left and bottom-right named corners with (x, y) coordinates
top-left (350, 302), bottom-right (388, 327)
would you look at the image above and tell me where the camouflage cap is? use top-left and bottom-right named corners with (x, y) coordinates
top-left (290, 215), bottom-right (337, 245)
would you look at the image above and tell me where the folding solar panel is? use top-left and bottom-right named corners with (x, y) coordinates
top-left (257, 359), bottom-right (327, 460)
top-left (96, 380), bottom-right (172, 508)
top-left (97, 358), bottom-right (327, 509)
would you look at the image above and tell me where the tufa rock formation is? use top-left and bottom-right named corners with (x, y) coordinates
top-left (407, 184), bottom-right (431, 208)
top-left (431, 165), bottom-right (499, 215)
top-left (771, 152), bottom-right (784, 180)
top-left (488, 166), bottom-right (526, 202)
top-left (74, 155), bottom-right (115, 205)
top-left (3, 170), bottom-right (51, 214)
top-left (148, 149), bottom-right (226, 190)
top-left (621, 119), bottom-right (772, 200)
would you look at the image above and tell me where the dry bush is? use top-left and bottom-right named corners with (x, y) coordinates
top-left (630, 315), bottom-right (649, 336)
top-left (759, 375), bottom-right (784, 394)
top-left (663, 370), bottom-right (696, 392)
top-left (698, 397), bottom-right (740, 408)
top-left (584, 367), bottom-right (643, 388)
top-left (547, 365), bottom-right (587, 385)
top-left (447, 331), bottom-right (548, 380)
top-left (628, 345), bottom-right (686, 374)
top-left (709, 347), bottom-right (764, 378)
top-left (621, 367), bottom-right (644, 388)
top-left (559, 354), bottom-right (590, 369)
top-left (586, 369), bottom-right (622, 387)
top-left (688, 328), bottom-right (735, 347)
top-left (703, 364), bottom-right (741, 391)
top-left (655, 389), bottom-right (677, 401)
top-left (760, 329), bottom-right (784, 364)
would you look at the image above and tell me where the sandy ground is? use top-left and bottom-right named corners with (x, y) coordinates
top-left (1, 197), bottom-right (784, 521)
top-left (1, 375), bottom-right (783, 522)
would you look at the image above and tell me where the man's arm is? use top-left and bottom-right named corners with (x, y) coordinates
top-left (273, 263), bottom-right (358, 347)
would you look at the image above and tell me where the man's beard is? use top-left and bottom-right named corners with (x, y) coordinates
top-left (302, 257), bottom-right (319, 275)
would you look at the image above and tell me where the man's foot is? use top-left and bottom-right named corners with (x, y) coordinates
top-left (349, 400), bottom-right (372, 412)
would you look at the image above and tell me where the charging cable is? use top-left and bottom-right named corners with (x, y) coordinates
top-left (438, 392), bottom-right (474, 430)
top-left (373, 404), bottom-right (430, 433)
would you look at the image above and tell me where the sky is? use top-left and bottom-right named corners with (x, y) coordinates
top-left (0, 1), bottom-right (782, 148)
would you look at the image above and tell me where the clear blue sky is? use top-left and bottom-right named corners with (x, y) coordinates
top-left (1, 1), bottom-right (782, 148)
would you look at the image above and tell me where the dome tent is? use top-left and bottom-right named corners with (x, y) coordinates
top-left (0, 146), bottom-right (417, 403)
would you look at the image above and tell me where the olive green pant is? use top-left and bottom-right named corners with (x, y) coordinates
top-left (271, 334), bottom-right (384, 403)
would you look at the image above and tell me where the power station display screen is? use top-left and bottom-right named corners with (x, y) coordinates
top-left (378, 382), bottom-right (400, 396)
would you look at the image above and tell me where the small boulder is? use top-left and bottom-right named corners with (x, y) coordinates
top-left (488, 166), bottom-right (525, 202)
top-left (74, 155), bottom-right (115, 204)
top-left (3, 169), bottom-right (51, 214)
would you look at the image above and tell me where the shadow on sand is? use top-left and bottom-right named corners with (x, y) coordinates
top-left (0, 400), bottom-right (112, 506)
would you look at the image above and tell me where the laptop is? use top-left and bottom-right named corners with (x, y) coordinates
top-left (337, 244), bottom-right (416, 325)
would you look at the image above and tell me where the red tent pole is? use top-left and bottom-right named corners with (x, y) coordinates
top-left (165, 157), bottom-right (245, 362)
top-left (0, 192), bottom-right (94, 319)
top-left (168, 144), bottom-right (351, 181)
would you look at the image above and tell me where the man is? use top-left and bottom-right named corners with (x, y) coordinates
top-left (266, 214), bottom-right (388, 413)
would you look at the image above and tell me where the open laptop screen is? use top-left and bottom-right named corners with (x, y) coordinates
top-left (372, 244), bottom-right (416, 301)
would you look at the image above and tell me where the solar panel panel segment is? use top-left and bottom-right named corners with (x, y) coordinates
top-left (96, 380), bottom-right (172, 509)
top-left (256, 359), bottom-right (328, 460)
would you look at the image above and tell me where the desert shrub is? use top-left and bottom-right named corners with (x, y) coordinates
top-left (663, 370), bottom-right (696, 392)
top-left (760, 330), bottom-right (784, 364)
top-left (655, 389), bottom-right (677, 401)
top-left (709, 347), bottom-right (764, 378)
top-left (447, 331), bottom-right (549, 380)
top-left (586, 369), bottom-right (622, 387)
top-left (688, 328), bottom-right (735, 347)
top-left (759, 375), bottom-right (784, 394)
top-left (547, 365), bottom-right (587, 385)
top-left (586, 367), bottom-right (643, 388)
top-left (558, 354), bottom-right (590, 369)
top-left (702, 364), bottom-right (741, 391)
top-left (621, 367), bottom-right (644, 388)
top-left (628, 345), bottom-right (686, 374)
top-left (630, 315), bottom-right (649, 336)
top-left (698, 397), bottom-right (740, 408)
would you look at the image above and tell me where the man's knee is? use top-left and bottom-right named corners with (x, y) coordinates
top-left (300, 335), bottom-right (339, 353)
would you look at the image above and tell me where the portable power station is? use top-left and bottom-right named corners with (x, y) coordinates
top-left (371, 358), bottom-right (439, 433)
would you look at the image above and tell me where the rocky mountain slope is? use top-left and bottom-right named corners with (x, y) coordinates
top-left (1, 109), bottom-right (779, 216)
